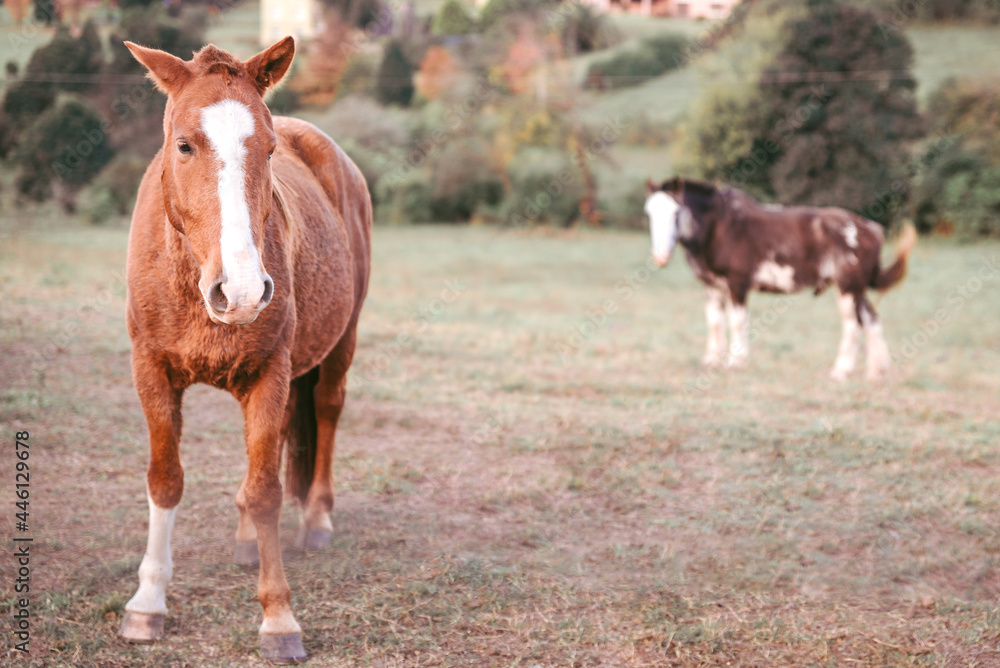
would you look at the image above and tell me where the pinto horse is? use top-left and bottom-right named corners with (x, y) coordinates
top-left (118, 38), bottom-right (371, 662)
top-left (645, 178), bottom-right (915, 381)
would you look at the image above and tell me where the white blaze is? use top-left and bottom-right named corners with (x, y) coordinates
top-left (645, 191), bottom-right (681, 263)
top-left (200, 100), bottom-right (265, 308)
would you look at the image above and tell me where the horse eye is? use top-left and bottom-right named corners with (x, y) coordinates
top-left (268, 150), bottom-right (274, 160)
top-left (177, 142), bottom-right (193, 155)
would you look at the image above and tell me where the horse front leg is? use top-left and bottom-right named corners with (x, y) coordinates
top-left (703, 287), bottom-right (727, 367)
top-left (234, 388), bottom-right (295, 566)
top-left (120, 353), bottom-right (184, 643)
top-left (239, 356), bottom-right (306, 663)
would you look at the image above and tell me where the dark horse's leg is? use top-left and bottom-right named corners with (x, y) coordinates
top-left (237, 355), bottom-right (306, 663)
top-left (120, 352), bottom-right (184, 643)
top-left (297, 327), bottom-right (357, 550)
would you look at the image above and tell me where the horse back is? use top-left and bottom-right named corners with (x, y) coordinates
top-left (271, 117), bottom-right (372, 376)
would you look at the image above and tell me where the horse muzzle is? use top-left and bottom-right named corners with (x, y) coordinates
top-left (203, 273), bottom-right (274, 325)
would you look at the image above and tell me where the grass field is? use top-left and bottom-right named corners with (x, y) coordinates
top-left (2, 216), bottom-right (1000, 666)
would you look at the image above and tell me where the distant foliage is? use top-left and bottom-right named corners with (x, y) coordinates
top-left (321, 0), bottom-right (388, 29)
top-left (557, 2), bottom-right (618, 55)
top-left (478, 0), bottom-right (560, 32)
top-left (852, 0), bottom-right (1000, 24)
top-left (376, 41), bottom-right (416, 106)
top-left (289, 13), bottom-right (353, 107)
top-left (677, 0), bottom-right (924, 225)
top-left (433, 0), bottom-right (476, 35)
top-left (759, 0), bottom-right (924, 222)
top-left (15, 98), bottom-right (115, 210)
top-left (911, 77), bottom-right (1000, 237)
top-left (585, 34), bottom-right (689, 89)
top-left (416, 46), bottom-right (460, 101)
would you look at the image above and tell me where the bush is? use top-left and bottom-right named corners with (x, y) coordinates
top-left (374, 174), bottom-right (435, 224)
top-left (500, 151), bottom-right (585, 227)
top-left (557, 2), bottom-right (619, 55)
top-left (376, 41), bottom-right (415, 107)
top-left (14, 98), bottom-right (115, 210)
top-left (479, 0), bottom-right (559, 32)
top-left (912, 77), bottom-right (1000, 237)
top-left (434, 0), bottom-right (476, 35)
top-left (338, 52), bottom-right (379, 98)
top-left (93, 153), bottom-right (149, 216)
top-left (585, 33), bottom-right (689, 89)
top-left (427, 140), bottom-right (504, 221)
top-left (267, 85), bottom-right (302, 115)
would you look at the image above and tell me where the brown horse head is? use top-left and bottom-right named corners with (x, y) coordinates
top-left (125, 38), bottom-right (295, 325)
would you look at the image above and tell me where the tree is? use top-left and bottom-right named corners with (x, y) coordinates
top-left (433, 0), bottom-right (476, 36)
top-left (15, 98), bottom-right (115, 211)
top-left (677, 0), bottom-right (924, 224)
top-left (759, 0), bottom-right (924, 222)
top-left (376, 41), bottom-right (415, 106)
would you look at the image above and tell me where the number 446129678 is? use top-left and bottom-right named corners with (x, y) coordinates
top-left (15, 431), bottom-right (29, 530)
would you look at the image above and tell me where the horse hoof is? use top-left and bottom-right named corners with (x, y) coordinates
top-left (303, 528), bottom-right (332, 550)
top-left (118, 611), bottom-right (164, 643)
top-left (260, 632), bottom-right (307, 664)
top-left (234, 540), bottom-right (260, 566)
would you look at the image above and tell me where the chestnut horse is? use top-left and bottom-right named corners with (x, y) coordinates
top-left (118, 38), bottom-right (371, 662)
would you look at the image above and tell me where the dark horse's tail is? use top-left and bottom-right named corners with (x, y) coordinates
top-left (285, 366), bottom-right (320, 503)
top-left (872, 224), bottom-right (917, 291)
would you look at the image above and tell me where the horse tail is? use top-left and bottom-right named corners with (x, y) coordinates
top-left (285, 366), bottom-right (320, 503)
top-left (872, 223), bottom-right (917, 291)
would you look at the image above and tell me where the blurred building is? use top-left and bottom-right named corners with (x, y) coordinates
top-left (582, 0), bottom-right (740, 18)
top-left (260, 0), bottom-right (320, 45)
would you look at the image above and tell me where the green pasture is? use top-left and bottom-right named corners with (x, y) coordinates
top-left (2, 217), bottom-right (999, 665)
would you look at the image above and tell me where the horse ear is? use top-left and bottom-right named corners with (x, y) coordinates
top-left (245, 36), bottom-right (295, 96)
top-left (645, 178), bottom-right (658, 194)
top-left (125, 42), bottom-right (192, 96)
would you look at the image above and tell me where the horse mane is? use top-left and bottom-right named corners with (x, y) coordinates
top-left (271, 169), bottom-right (298, 235)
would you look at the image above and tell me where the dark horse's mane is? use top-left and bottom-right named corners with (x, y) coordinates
top-left (660, 177), bottom-right (729, 214)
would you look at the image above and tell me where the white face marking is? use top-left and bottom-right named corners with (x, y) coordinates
top-left (843, 222), bottom-right (859, 249)
top-left (125, 494), bottom-right (177, 615)
top-left (200, 100), bottom-right (266, 310)
top-left (645, 191), bottom-right (681, 263)
top-left (753, 260), bottom-right (796, 292)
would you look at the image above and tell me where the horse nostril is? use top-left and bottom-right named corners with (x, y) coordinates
top-left (260, 276), bottom-right (274, 308)
top-left (207, 278), bottom-right (229, 313)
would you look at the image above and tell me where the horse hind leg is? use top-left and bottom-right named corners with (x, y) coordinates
top-left (830, 291), bottom-right (861, 381)
top-left (291, 329), bottom-right (357, 551)
top-left (859, 295), bottom-right (891, 381)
